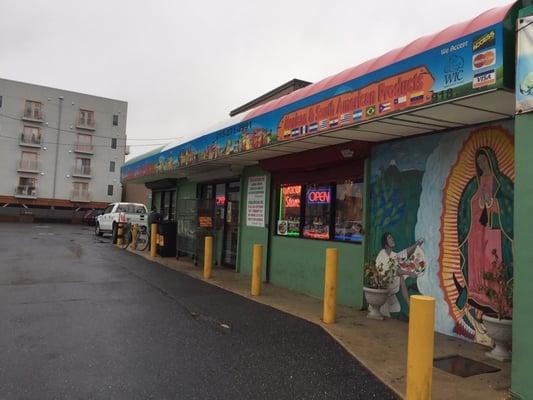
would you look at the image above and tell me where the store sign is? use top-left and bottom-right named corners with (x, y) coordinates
top-left (282, 185), bottom-right (301, 208)
top-left (307, 188), bottom-right (331, 204)
top-left (246, 175), bottom-right (266, 227)
top-left (517, 15), bottom-right (533, 113)
top-left (277, 67), bottom-right (434, 140)
top-left (122, 23), bottom-right (505, 182)
top-left (198, 216), bottom-right (213, 228)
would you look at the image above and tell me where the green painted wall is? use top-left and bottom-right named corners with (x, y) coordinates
top-left (511, 113), bottom-right (533, 400)
top-left (269, 236), bottom-right (365, 307)
top-left (177, 180), bottom-right (197, 199)
top-left (236, 165), bottom-right (270, 278)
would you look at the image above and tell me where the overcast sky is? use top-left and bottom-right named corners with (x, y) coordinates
top-left (0, 0), bottom-right (513, 159)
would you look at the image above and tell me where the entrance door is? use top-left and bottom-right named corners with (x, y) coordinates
top-left (222, 181), bottom-right (240, 267)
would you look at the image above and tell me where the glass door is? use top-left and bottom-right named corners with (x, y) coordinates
top-left (222, 181), bottom-right (240, 267)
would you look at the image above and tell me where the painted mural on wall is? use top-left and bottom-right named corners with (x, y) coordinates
top-left (369, 122), bottom-right (514, 344)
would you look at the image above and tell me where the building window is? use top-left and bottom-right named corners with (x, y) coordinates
top-left (107, 185), bottom-right (114, 196)
top-left (72, 182), bottom-right (89, 200)
top-left (153, 189), bottom-right (176, 221)
top-left (277, 184), bottom-right (301, 237)
top-left (303, 185), bottom-right (332, 240)
top-left (21, 126), bottom-right (41, 145)
top-left (75, 157), bottom-right (91, 175)
top-left (111, 138), bottom-right (117, 149)
top-left (76, 133), bottom-right (92, 152)
top-left (19, 151), bottom-right (38, 170)
top-left (335, 180), bottom-right (364, 242)
top-left (24, 100), bottom-right (43, 120)
top-left (109, 161), bottom-right (115, 172)
top-left (276, 180), bottom-right (364, 243)
top-left (17, 177), bottom-right (37, 196)
top-left (0, 95), bottom-right (3, 108)
top-left (78, 109), bottom-right (95, 128)
top-left (112, 114), bottom-right (119, 126)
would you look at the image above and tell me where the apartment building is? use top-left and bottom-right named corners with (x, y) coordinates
top-left (0, 78), bottom-right (128, 220)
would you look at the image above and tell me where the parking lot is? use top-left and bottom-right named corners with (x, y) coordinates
top-left (0, 223), bottom-right (397, 400)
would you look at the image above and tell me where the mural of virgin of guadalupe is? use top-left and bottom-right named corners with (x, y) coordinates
top-left (454, 147), bottom-right (514, 331)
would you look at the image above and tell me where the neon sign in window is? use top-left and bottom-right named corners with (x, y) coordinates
top-left (306, 188), bottom-right (331, 204)
top-left (278, 185), bottom-right (301, 236)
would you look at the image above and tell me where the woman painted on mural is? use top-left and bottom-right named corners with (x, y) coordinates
top-left (454, 147), bottom-right (514, 334)
top-left (376, 233), bottom-right (424, 317)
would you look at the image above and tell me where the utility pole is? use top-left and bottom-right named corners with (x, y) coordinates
top-left (51, 96), bottom-right (64, 202)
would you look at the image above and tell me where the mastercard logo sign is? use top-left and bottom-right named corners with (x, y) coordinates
top-left (472, 49), bottom-right (496, 70)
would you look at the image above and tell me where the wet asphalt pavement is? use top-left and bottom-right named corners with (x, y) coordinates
top-left (0, 223), bottom-right (398, 400)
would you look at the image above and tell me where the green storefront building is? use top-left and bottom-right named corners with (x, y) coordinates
top-left (121, 2), bottom-right (533, 398)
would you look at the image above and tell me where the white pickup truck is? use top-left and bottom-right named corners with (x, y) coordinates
top-left (95, 202), bottom-right (148, 240)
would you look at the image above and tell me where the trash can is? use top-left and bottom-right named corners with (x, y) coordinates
top-left (157, 221), bottom-right (177, 257)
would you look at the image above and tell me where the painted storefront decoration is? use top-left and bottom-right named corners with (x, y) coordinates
top-left (122, 24), bottom-right (506, 182)
top-left (516, 15), bottom-right (533, 113)
top-left (369, 122), bottom-right (514, 344)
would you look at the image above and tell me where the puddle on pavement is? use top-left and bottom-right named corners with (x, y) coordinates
top-left (434, 355), bottom-right (500, 377)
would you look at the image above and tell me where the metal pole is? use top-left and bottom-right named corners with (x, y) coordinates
top-left (323, 248), bottom-right (338, 324)
top-left (251, 244), bottom-right (263, 296)
top-left (203, 236), bottom-right (213, 279)
top-left (406, 295), bottom-right (436, 400)
top-left (51, 96), bottom-right (63, 201)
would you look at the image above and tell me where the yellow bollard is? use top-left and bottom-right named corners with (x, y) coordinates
top-left (150, 223), bottom-right (157, 257)
top-left (322, 248), bottom-right (338, 324)
top-left (251, 244), bottom-right (263, 296)
top-left (406, 295), bottom-right (436, 400)
top-left (203, 236), bottom-right (213, 279)
top-left (116, 223), bottom-right (123, 247)
top-left (130, 224), bottom-right (138, 250)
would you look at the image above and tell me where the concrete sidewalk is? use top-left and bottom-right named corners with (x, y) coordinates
top-left (131, 249), bottom-right (511, 400)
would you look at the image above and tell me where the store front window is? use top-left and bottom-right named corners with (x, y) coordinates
top-left (152, 189), bottom-right (176, 221)
top-left (335, 180), bottom-right (364, 242)
top-left (303, 185), bottom-right (331, 239)
top-left (277, 185), bottom-right (301, 237)
top-left (276, 180), bottom-right (364, 243)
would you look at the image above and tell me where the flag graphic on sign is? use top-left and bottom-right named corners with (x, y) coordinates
top-left (379, 102), bottom-right (391, 113)
top-left (300, 125), bottom-right (308, 135)
top-left (340, 113), bottom-right (351, 124)
top-left (410, 92), bottom-right (425, 103)
top-left (353, 109), bottom-right (363, 120)
top-left (291, 128), bottom-right (300, 136)
top-left (394, 96), bottom-right (407, 105)
top-left (365, 105), bottom-right (376, 117)
top-left (309, 122), bottom-right (318, 133)
top-left (329, 118), bottom-right (339, 127)
top-left (319, 119), bottom-right (328, 129)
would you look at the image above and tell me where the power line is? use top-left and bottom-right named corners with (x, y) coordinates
top-left (0, 133), bottom-right (166, 147)
top-left (0, 111), bottom-right (181, 142)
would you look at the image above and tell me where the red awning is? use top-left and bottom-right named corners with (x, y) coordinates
top-left (243, 2), bottom-right (515, 122)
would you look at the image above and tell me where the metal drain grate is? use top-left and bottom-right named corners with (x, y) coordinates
top-left (434, 355), bottom-right (500, 377)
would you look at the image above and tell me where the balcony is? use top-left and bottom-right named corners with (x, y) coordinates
top-left (17, 159), bottom-right (40, 173)
top-left (74, 143), bottom-right (94, 154)
top-left (20, 132), bottom-right (42, 148)
top-left (72, 165), bottom-right (92, 178)
top-left (76, 117), bottom-right (96, 131)
top-left (14, 185), bottom-right (38, 199)
top-left (70, 190), bottom-right (91, 203)
top-left (22, 108), bottom-right (44, 123)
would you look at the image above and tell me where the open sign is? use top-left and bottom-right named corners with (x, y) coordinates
top-left (307, 188), bottom-right (331, 204)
